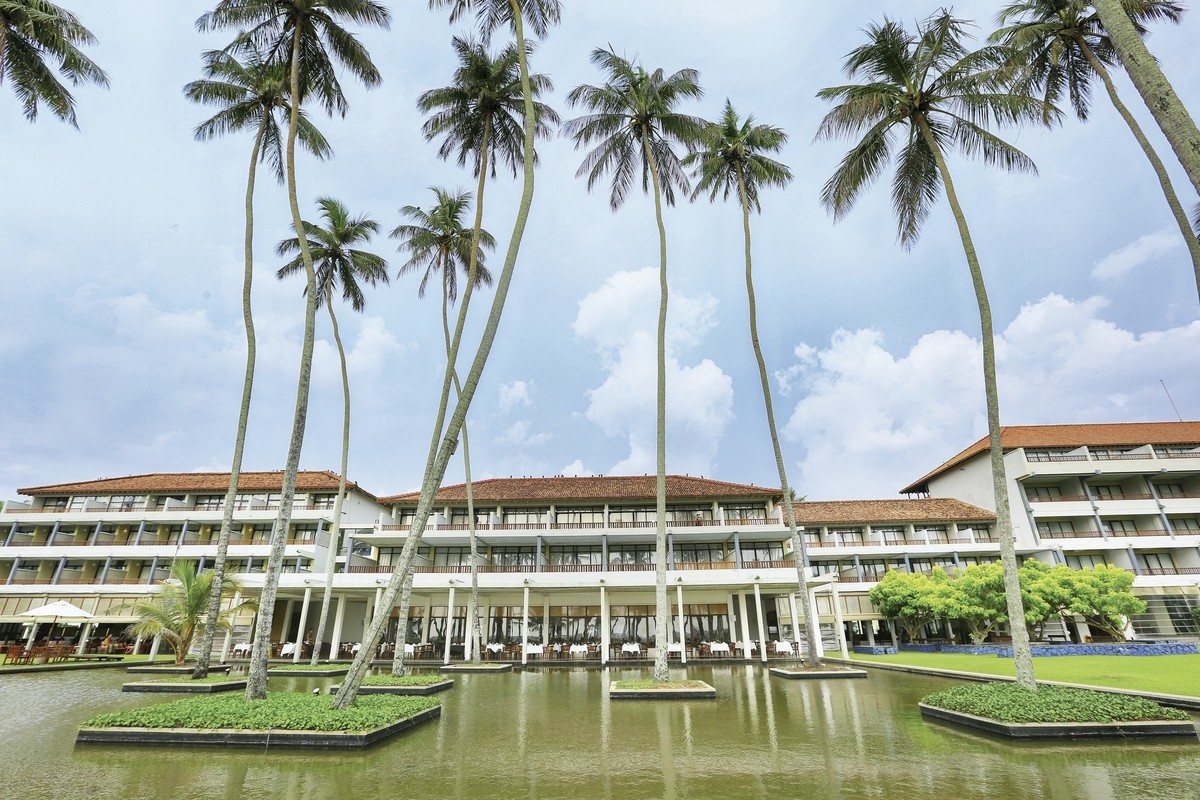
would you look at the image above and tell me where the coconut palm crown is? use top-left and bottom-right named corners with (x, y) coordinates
top-left (428, 0), bottom-right (561, 44)
top-left (1, 0), bottom-right (108, 125)
top-left (392, 188), bottom-right (495, 303)
top-left (276, 196), bottom-right (390, 310)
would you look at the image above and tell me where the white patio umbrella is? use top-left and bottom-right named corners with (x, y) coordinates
top-left (20, 600), bottom-right (94, 642)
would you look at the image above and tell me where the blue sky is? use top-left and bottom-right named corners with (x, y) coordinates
top-left (2, 1), bottom-right (1198, 504)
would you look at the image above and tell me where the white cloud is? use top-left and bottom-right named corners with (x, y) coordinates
top-left (1091, 228), bottom-right (1181, 280)
top-left (561, 459), bottom-right (594, 477)
top-left (497, 420), bottom-right (552, 448)
top-left (346, 317), bottom-right (406, 375)
top-left (781, 294), bottom-right (1200, 500)
top-left (574, 268), bottom-right (734, 476)
top-left (498, 380), bottom-right (534, 414)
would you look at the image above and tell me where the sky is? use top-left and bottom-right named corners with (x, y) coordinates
top-left (2, 1), bottom-right (1199, 505)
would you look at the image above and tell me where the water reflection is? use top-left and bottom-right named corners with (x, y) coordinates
top-left (1, 665), bottom-right (1197, 799)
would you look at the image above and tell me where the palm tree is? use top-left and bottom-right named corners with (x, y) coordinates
top-left (816, 12), bottom-right (1053, 691)
top-left (277, 196), bottom-right (388, 666)
top-left (562, 47), bottom-right (704, 683)
top-left (126, 561), bottom-right (254, 666)
top-left (334, 0), bottom-right (560, 709)
top-left (993, 0), bottom-right (1200, 302)
top-left (392, 188), bottom-right (494, 666)
top-left (683, 100), bottom-right (822, 665)
top-left (1, 0), bottom-right (107, 125)
top-left (415, 36), bottom-right (554, 664)
top-left (183, 46), bottom-right (331, 680)
top-left (1091, 0), bottom-right (1200, 194)
top-left (197, 0), bottom-right (389, 702)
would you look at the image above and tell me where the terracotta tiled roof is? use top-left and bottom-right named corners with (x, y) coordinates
top-left (380, 475), bottom-right (781, 506)
top-left (900, 421), bottom-right (1200, 494)
top-left (18, 471), bottom-right (376, 501)
top-left (791, 498), bottom-right (994, 525)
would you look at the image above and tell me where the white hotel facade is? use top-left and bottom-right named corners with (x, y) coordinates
top-left (1, 421), bottom-right (1197, 659)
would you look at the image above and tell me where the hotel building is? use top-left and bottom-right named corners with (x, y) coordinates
top-left (1, 421), bottom-right (1197, 659)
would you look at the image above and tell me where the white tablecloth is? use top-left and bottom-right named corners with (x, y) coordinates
top-left (351, 643), bottom-right (361, 653)
top-left (569, 644), bottom-right (589, 655)
top-left (280, 642), bottom-right (297, 657)
top-left (404, 643), bottom-right (415, 655)
top-left (708, 642), bottom-right (731, 654)
top-left (486, 643), bottom-right (505, 653)
top-left (667, 643), bottom-right (684, 653)
top-left (524, 644), bottom-right (544, 656)
top-left (232, 642), bottom-right (252, 655)
top-left (773, 640), bottom-right (794, 654)
top-left (620, 643), bottom-right (642, 655)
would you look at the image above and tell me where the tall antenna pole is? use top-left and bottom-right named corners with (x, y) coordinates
top-left (1161, 380), bottom-right (1184, 422)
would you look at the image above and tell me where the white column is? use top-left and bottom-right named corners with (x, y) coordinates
top-left (372, 587), bottom-right (384, 659)
top-left (464, 598), bottom-right (475, 662)
top-left (738, 593), bottom-right (753, 660)
top-left (25, 623), bottom-right (37, 648)
top-left (542, 596), bottom-right (550, 647)
top-left (831, 582), bottom-right (849, 660)
top-left (361, 592), bottom-right (375, 647)
top-left (420, 599), bottom-right (432, 645)
top-left (866, 621), bottom-right (877, 646)
top-left (752, 582), bottom-right (768, 663)
top-left (600, 584), bottom-right (609, 665)
top-left (148, 634), bottom-right (162, 660)
top-left (330, 595), bottom-right (346, 661)
top-left (787, 592), bottom-right (802, 654)
top-left (809, 587), bottom-right (825, 658)
top-left (292, 586), bottom-right (312, 663)
top-left (280, 599), bottom-right (296, 648)
top-left (482, 603), bottom-right (492, 654)
top-left (75, 623), bottom-right (93, 655)
top-left (675, 581), bottom-right (686, 665)
top-left (443, 586), bottom-right (456, 665)
top-left (521, 585), bottom-right (530, 666)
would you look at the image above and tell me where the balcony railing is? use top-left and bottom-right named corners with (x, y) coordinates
top-left (1140, 567), bottom-right (1200, 576)
top-left (1106, 528), bottom-right (1168, 537)
top-left (1038, 531), bottom-right (1101, 539)
top-left (1027, 495), bottom-right (1088, 503)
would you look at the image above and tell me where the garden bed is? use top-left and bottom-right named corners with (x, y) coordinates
top-left (122, 677), bottom-right (247, 694)
top-left (330, 674), bottom-right (454, 696)
top-left (127, 664), bottom-right (231, 675)
top-left (267, 665), bottom-right (349, 677)
top-left (609, 679), bottom-right (716, 700)
top-left (769, 666), bottom-right (867, 680)
top-left (919, 682), bottom-right (1196, 740)
top-left (76, 692), bottom-right (441, 749)
top-left (440, 663), bottom-right (512, 673)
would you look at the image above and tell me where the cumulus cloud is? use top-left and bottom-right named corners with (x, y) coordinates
top-left (499, 380), bottom-right (534, 413)
top-left (781, 294), bottom-right (1200, 500)
top-left (497, 420), bottom-right (552, 448)
top-left (561, 459), bottom-right (594, 477)
top-left (1091, 228), bottom-right (1181, 280)
top-left (574, 267), bottom-right (734, 475)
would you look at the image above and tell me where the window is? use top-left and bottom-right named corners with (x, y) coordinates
top-left (859, 559), bottom-right (888, 579)
top-left (554, 508), bottom-right (604, 527)
top-left (449, 508), bottom-right (492, 525)
top-left (609, 507), bottom-right (655, 526)
top-left (1137, 552), bottom-right (1176, 571)
top-left (608, 545), bottom-right (653, 564)
top-left (875, 527), bottom-right (906, 543)
top-left (68, 497), bottom-right (87, 511)
top-left (194, 495), bottom-right (223, 510)
top-left (432, 547), bottom-right (471, 567)
top-left (1154, 444), bottom-right (1200, 458)
top-left (669, 505), bottom-right (713, 524)
top-left (723, 503), bottom-right (767, 521)
top-left (41, 497), bottom-right (69, 511)
top-left (249, 523), bottom-right (273, 542)
top-left (676, 543), bottom-right (724, 563)
top-left (1090, 447), bottom-right (1137, 460)
top-left (1026, 486), bottom-right (1062, 501)
top-left (1091, 485), bottom-right (1126, 500)
top-left (909, 558), bottom-right (934, 575)
top-left (1065, 553), bottom-right (1108, 569)
top-left (1105, 519), bottom-right (1136, 534)
top-left (547, 546), bottom-right (601, 567)
top-left (916, 525), bottom-right (948, 542)
top-left (501, 509), bottom-right (546, 526)
top-left (1037, 521), bottom-right (1076, 537)
top-left (1170, 517), bottom-right (1200, 533)
top-left (291, 524), bottom-right (318, 543)
top-left (740, 541), bottom-right (784, 562)
top-left (831, 528), bottom-right (863, 545)
top-left (1155, 483), bottom-right (1186, 498)
top-left (492, 547), bottom-right (537, 567)
top-left (309, 494), bottom-right (336, 510)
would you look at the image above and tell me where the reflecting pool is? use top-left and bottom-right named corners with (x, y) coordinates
top-left (2, 664), bottom-right (1197, 800)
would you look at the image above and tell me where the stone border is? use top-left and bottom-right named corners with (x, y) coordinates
top-left (122, 679), bottom-right (247, 694)
top-left (919, 703), bottom-right (1198, 740)
top-left (1, 660), bottom-right (131, 675)
top-left (75, 706), bottom-right (441, 750)
top-left (608, 681), bottom-right (717, 700)
top-left (439, 663), bottom-right (513, 673)
top-left (328, 679), bottom-right (454, 696)
top-left (266, 667), bottom-right (349, 677)
top-left (769, 667), bottom-right (868, 680)
top-left (127, 664), bottom-right (231, 675)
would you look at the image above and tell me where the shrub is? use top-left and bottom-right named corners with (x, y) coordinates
top-left (921, 682), bottom-right (1189, 723)
top-left (363, 673), bottom-right (446, 687)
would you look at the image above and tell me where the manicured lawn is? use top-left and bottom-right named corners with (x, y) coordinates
top-left (850, 652), bottom-right (1200, 697)
top-left (363, 673), bottom-right (447, 686)
top-left (613, 679), bottom-right (710, 690)
top-left (269, 663), bottom-right (346, 672)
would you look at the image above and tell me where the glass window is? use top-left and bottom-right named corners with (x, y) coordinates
top-left (723, 503), bottom-right (767, 521)
top-left (676, 543), bottom-right (724, 563)
top-left (1092, 485), bottom-right (1124, 500)
top-left (609, 507), bottom-right (655, 526)
top-left (310, 494), bottom-right (336, 510)
top-left (1065, 553), bottom-right (1108, 569)
top-left (554, 508), bottom-right (604, 526)
top-left (669, 505), bottom-right (713, 524)
top-left (194, 495), bottom-right (223, 510)
top-left (547, 546), bottom-right (601, 566)
top-left (1137, 552), bottom-right (1176, 571)
top-left (492, 547), bottom-right (537, 567)
top-left (740, 541), bottom-right (784, 562)
top-left (1155, 483), bottom-right (1186, 498)
top-left (1170, 517), bottom-right (1200, 532)
top-left (831, 528), bottom-right (863, 545)
top-left (1026, 486), bottom-right (1062, 501)
top-left (608, 545), bottom-right (653, 564)
top-left (501, 509), bottom-right (546, 526)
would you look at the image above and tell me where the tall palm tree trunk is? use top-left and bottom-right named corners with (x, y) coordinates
top-left (736, 169), bottom-right (822, 666)
top-left (641, 127), bottom-right (671, 685)
top-left (246, 24), bottom-right (320, 702)
top-left (334, 0), bottom-right (538, 707)
top-left (310, 293), bottom-right (351, 665)
top-left (1075, 36), bottom-right (1200, 302)
top-left (389, 569), bottom-right (416, 675)
top-left (1092, 0), bottom-right (1200, 195)
top-left (917, 117), bottom-right (1036, 691)
top-left (192, 115), bottom-right (266, 679)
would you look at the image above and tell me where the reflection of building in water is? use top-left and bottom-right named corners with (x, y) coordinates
top-left (2, 421), bottom-right (1197, 656)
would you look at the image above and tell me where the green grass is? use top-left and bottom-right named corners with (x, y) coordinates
top-left (363, 673), bottom-right (447, 687)
top-left (149, 674), bottom-right (241, 684)
top-left (613, 679), bottom-right (710, 690)
top-left (922, 682), bottom-right (1191, 723)
top-left (269, 663), bottom-right (346, 672)
top-left (850, 652), bottom-right (1200, 697)
top-left (81, 691), bottom-right (440, 732)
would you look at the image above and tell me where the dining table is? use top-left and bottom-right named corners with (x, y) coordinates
top-left (620, 643), bottom-right (642, 657)
top-left (568, 644), bottom-right (589, 657)
top-left (707, 641), bottom-right (731, 655)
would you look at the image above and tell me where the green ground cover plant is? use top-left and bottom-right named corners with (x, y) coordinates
top-left (363, 673), bottom-right (446, 686)
top-left (150, 674), bottom-right (240, 684)
top-left (269, 663), bottom-right (346, 672)
top-left (922, 682), bottom-right (1190, 723)
top-left (850, 652), bottom-right (1200, 696)
top-left (613, 679), bottom-right (709, 690)
top-left (82, 692), bottom-right (439, 732)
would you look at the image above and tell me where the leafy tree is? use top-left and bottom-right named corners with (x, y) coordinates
top-left (682, 100), bottom-right (820, 664)
top-left (868, 568), bottom-right (951, 643)
top-left (1033, 563), bottom-right (1146, 640)
top-left (127, 561), bottom-right (254, 666)
top-left (183, 45), bottom-right (331, 680)
top-left (816, 11), bottom-right (1053, 691)
top-left (1092, 0), bottom-right (1200, 194)
top-left (334, 0), bottom-right (561, 709)
top-left (942, 561), bottom-right (1052, 643)
top-left (392, 187), bottom-right (494, 667)
top-left (415, 35), bottom-right (554, 663)
top-left (277, 196), bottom-right (388, 665)
top-left (197, 0), bottom-right (389, 702)
top-left (563, 46), bottom-right (704, 683)
top-left (1, 0), bottom-right (108, 125)
top-left (993, 0), bottom-right (1200, 302)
